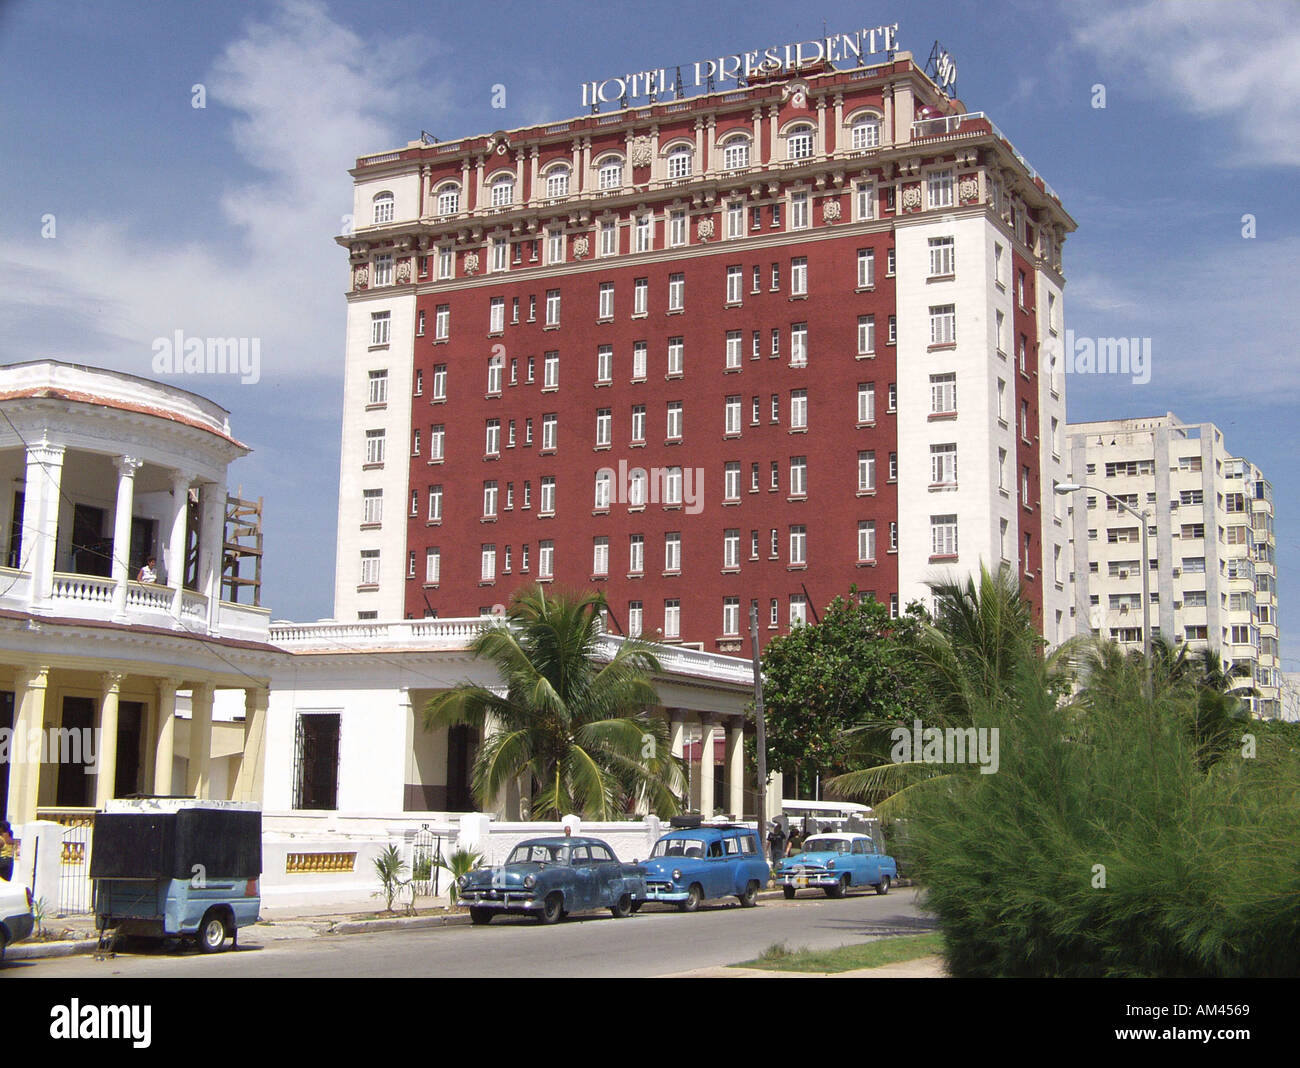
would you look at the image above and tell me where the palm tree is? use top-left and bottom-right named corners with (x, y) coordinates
top-left (424, 586), bottom-right (684, 819)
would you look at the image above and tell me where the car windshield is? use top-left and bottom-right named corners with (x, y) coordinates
top-left (803, 837), bottom-right (849, 854)
top-left (506, 843), bottom-right (570, 865)
top-left (652, 837), bottom-right (706, 859)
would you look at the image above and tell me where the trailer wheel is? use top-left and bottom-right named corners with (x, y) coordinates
top-left (197, 910), bottom-right (229, 953)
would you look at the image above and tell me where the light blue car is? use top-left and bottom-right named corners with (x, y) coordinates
top-left (773, 833), bottom-right (896, 899)
top-left (641, 824), bottom-right (771, 911)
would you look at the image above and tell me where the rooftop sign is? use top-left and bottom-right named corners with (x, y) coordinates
top-left (580, 23), bottom-right (900, 109)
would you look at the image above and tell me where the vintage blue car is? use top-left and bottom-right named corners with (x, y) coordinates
top-left (458, 836), bottom-right (646, 924)
top-left (641, 824), bottom-right (770, 911)
top-left (773, 833), bottom-right (896, 898)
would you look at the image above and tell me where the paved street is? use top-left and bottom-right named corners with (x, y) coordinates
top-left (10, 888), bottom-right (930, 978)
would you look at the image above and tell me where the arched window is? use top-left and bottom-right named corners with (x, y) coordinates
top-left (372, 191), bottom-right (394, 224)
top-left (851, 117), bottom-right (881, 150)
top-left (597, 157), bottom-right (623, 190)
top-left (787, 124), bottom-right (814, 161)
top-left (490, 174), bottom-right (514, 206)
top-left (667, 145), bottom-right (693, 179)
top-left (434, 183), bottom-right (460, 216)
top-left (722, 135), bottom-right (750, 170)
top-left (545, 164), bottom-right (570, 198)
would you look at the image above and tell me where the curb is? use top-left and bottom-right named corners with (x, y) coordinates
top-left (7, 938), bottom-right (100, 961)
top-left (331, 913), bottom-right (470, 935)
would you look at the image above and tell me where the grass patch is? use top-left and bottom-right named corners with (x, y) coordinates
top-left (733, 931), bottom-right (945, 973)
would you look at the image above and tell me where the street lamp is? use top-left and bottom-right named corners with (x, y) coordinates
top-left (1056, 482), bottom-right (1153, 698)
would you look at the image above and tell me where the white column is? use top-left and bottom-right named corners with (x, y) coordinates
top-left (21, 441), bottom-right (65, 610)
top-left (580, 137), bottom-right (591, 191)
top-left (668, 711), bottom-right (686, 811)
top-left (698, 716), bottom-right (717, 817)
top-left (751, 109), bottom-right (763, 166)
top-left (198, 480), bottom-right (226, 633)
top-left (187, 683), bottom-right (214, 799)
top-left (831, 94), bottom-right (844, 156)
top-left (232, 686), bottom-right (270, 803)
top-left (816, 96), bottom-right (827, 156)
top-left (167, 470), bottom-right (192, 622)
top-left (95, 672), bottom-right (125, 808)
top-left (154, 677), bottom-right (181, 796)
top-left (7, 666), bottom-right (50, 824)
top-left (528, 146), bottom-right (539, 205)
top-left (473, 154), bottom-right (485, 210)
top-left (110, 455), bottom-right (142, 621)
top-left (726, 719), bottom-right (744, 817)
top-left (694, 118), bottom-right (705, 176)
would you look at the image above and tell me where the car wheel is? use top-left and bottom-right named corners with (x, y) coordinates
top-left (630, 901), bottom-right (643, 913)
top-left (677, 884), bottom-right (704, 913)
top-left (539, 892), bottom-right (564, 924)
top-left (469, 907), bottom-right (493, 925)
top-left (739, 881), bottom-right (760, 908)
top-left (782, 885), bottom-right (797, 900)
top-left (610, 893), bottom-right (634, 919)
top-left (197, 910), bottom-right (228, 954)
top-left (825, 874), bottom-right (849, 899)
top-left (0, 932), bottom-right (8, 964)
top-left (875, 875), bottom-right (891, 896)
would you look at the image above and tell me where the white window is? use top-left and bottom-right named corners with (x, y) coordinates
top-left (546, 166), bottom-right (570, 198)
top-left (598, 158), bottom-right (623, 189)
top-left (424, 547), bottom-right (440, 584)
top-left (857, 382), bottom-right (875, 424)
top-left (633, 277), bottom-right (648, 315)
top-left (489, 237), bottom-right (508, 273)
top-left (855, 181), bottom-right (875, 221)
top-left (725, 331), bottom-right (742, 369)
top-left (428, 485), bottom-right (443, 521)
top-left (596, 408), bottom-right (612, 447)
top-left (722, 135), bottom-right (749, 170)
top-left (430, 424), bottom-right (444, 461)
top-left (669, 210), bottom-right (687, 247)
top-left (928, 236), bottom-right (955, 277)
top-left (368, 369), bottom-right (388, 406)
top-left (431, 364), bottom-right (447, 400)
top-left (787, 124), bottom-right (813, 160)
top-left (858, 315), bottom-right (875, 355)
top-left (858, 520), bottom-right (876, 562)
top-left (372, 191), bottom-right (394, 224)
top-left (547, 227), bottom-right (565, 264)
top-left (931, 514), bottom-right (958, 556)
top-left (790, 323), bottom-right (808, 366)
top-left (668, 273), bottom-right (685, 311)
top-left (930, 373), bottom-right (956, 414)
top-left (597, 345), bottom-right (613, 383)
top-left (723, 597), bottom-right (740, 636)
top-left (545, 289), bottom-right (561, 326)
top-left (667, 401), bottom-right (683, 440)
top-left (887, 385), bottom-right (897, 413)
top-left (489, 297), bottom-right (505, 333)
top-left (628, 468), bottom-right (647, 506)
top-left (628, 600), bottom-right (643, 636)
top-left (931, 443), bottom-right (958, 485)
top-left (724, 396), bottom-right (741, 435)
top-left (930, 305), bottom-right (956, 346)
top-left (544, 351), bottom-right (559, 388)
top-left (790, 456), bottom-right (806, 496)
top-left (490, 175), bottom-right (513, 206)
top-left (664, 467), bottom-right (683, 506)
top-left (365, 429), bottom-right (385, 465)
top-left (857, 248), bottom-right (874, 288)
top-left (858, 450), bottom-right (876, 492)
top-left (664, 532), bottom-right (681, 571)
top-left (360, 549), bottom-right (380, 586)
top-left (723, 530), bottom-right (740, 570)
top-left (724, 461), bottom-right (741, 501)
top-left (927, 169), bottom-right (954, 209)
top-left (593, 537), bottom-right (609, 576)
top-left (434, 305), bottom-right (449, 340)
top-left (887, 315), bottom-right (896, 345)
top-left (599, 221), bottom-right (617, 258)
top-left (635, 214), bottom-right (652, 253)
top-left (791, 257), bottom-right (807, 296)
top-left (362, 488), bottom-right (383, 525)
top-left (726, 266), bottom-right (743, 304)
top-left (631, 404), bottom-right (646, 443)
top-left (371, 311), bottom-right (391, 346)
top-left (726, 200), bottom-right (744, 239)
top-left (540, 476), bottom-right (556, 515)
top-left (629, 535), bottom-right (644, 574)
top-left (665, 343), bottom-right (686, 379)
top-left (789, 526), bottom-right (807, 567)
top-left (485, 419), bottom-right (500, 456)
top-left (437, 247), bottom-right (453, 279)
top-left (599, 282), bottom-right (614, 319)
top-left (435, 184), bottom-right (460, 215)
top-left (632, 341), bottom-right (647, 379)
top-left (790, 389), bottom-right (807, 430)
top-left (851, 118), bottom-right (880, 150)
top-left (592, 470), bottom-right (611, 510)
top-left (997, 378), bottom-right (1007, 421)
top-left (483, 481), bottom-right (498, 517)
top-left (373, 254), bottom-right (393, 286)
top-left (994, 243), bottom-right (1005, 287)
top-left (664, 599), bottom-right (681, 638)
top-left (487, 355), bottom-right (503, 393)
top-left (667, 146), bottom-right (692, 179)
top-left (538, 540), bottom-right (554, 578)
top-left (996, 310), bottom-right (1007, 354)
top-left (789, 192), bottom-right (809, 230)
top-left (542, 413), bottom-right (557, 450)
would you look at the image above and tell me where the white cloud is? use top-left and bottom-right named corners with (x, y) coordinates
top-left (1069, 1), bottom-right (1300, 167)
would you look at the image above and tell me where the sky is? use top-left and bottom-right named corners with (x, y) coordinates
top-left (1, 0), bottom-right (1297, 668)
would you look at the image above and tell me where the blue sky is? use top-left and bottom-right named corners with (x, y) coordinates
top-left (1, 0), bottom-right (1297, 668)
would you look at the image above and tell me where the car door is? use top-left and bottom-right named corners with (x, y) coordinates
top-left (849, 838), bottom-right (869, 886)
top-left (588, 842), bottom-right (621, 903)
top-left (567, 844), bottom-right (596, 910)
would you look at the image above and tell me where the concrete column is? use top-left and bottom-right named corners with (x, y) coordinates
top-left (6, 667), bottom-right (49, 824)
top-left (726, 719), bottom-right (744, 817)
top-left (705, 115), bottom-right (716, 174)
top-left (697, 716), bottom-right (717, 816)
top-left (570, 140), bottom-right (581, 192)
top-left (232, 686), bottom-right (269, 803)
top-left (767, 106), bottom-right (779, 165)
top-left (831, 94), bottom-right (843, 156)
top-left (21, 441), bottom-right (65, 609)
top-left (473, 154), bottom-right (484, 210)
top-left (110, 455), bottom-right (142, 621)
top-left (815, 97), bottom-right (827, 156)
top-left (528, 146), bottom-right (539, 205)
top-left (95, 672), bottom-right (125, 808)
top-left (154, 677), bottom-right (180, 795)
top-left (167, 470), bottom-right (192, 622)
top-left (580, 137), bottom-right (591, 191)
top-left (667, 711), bottom-right (685, 810)
top-left (694, 118), bottom-right (704, 176)
top-left (198, 481), bottom-right (226, 633)
top-left (751, 109), bottom-right (763, 166)
top-left (186, 683), bottom-right (214, 798)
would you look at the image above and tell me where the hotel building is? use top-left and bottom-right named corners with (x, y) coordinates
top-left (1067, 413), bottom-right (1282, 716)
top-left (333, 50), bottom-right (1075, 651)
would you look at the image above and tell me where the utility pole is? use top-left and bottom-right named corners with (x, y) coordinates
top-left (749, 603), bottom-right (768, 853)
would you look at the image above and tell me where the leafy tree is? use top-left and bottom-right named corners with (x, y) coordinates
top-left (424, 585), bottom-right (684, 819)
top-left (758, 590), bottom-right (927, 795)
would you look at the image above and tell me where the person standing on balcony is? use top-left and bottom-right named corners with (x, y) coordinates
top-left (137, 557), bottom-right (157, 584)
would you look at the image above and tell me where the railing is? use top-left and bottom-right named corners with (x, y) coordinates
top-left (911, 110), bottom-right (1060, 203)
top-left (50, 572), bottom-right (115, 606)
top-left (359, 151), bottom-right (402, 166)
top-left (0, 565), bottom-right (32, 603)
top-left (125, 581), bottom-right (172, 612)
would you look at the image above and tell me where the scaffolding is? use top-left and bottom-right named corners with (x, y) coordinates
top-left (223, 493), bottom-right (263, 606)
